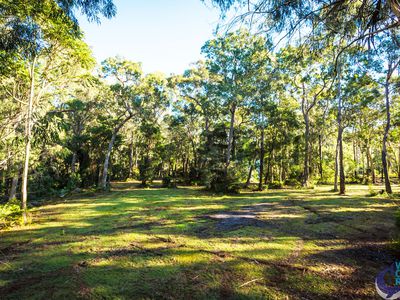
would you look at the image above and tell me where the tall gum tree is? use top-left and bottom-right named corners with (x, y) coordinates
top-left (365, 33), bottom-right (400, 194)
top-left (0, 0), bottom-right (110, 223)
top-left (136, 73), bottom-right (169, 186)
top-left (100, 58), bottom-right (143, 190)
top-left (278, 46), bottom-right (331, 187)
top-left (3, 24), bottom-right (93, 223)
top-left (201, 30), bottom-right (271, 174)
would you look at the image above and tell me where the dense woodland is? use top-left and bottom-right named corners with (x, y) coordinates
top-left (3, 1), bottom-right (400, 299)
top-left (2, 0), bottom-right (400, 224)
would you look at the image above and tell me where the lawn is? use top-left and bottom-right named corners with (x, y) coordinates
top-left (0, 183), bottom-right (399, 299)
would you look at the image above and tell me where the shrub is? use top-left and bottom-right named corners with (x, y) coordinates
top-left (208, 167), bottom-right (241, 194)
top-left (162, 176), bottom-right (177, 188)
top-left (284, 179), bottom-right (301, 188)
top-left (346, 174), bottom-right (363, 184)
top-left (268, 181), bottom-right (284, 189)
top-left (67, 172), bottom-right (82, 190)
top-left (60, 173), bottom-right (83, 196)
top-left (0, 198), bottom-right (23, 229)
top-left (367, 184), bottom-right (378, 197)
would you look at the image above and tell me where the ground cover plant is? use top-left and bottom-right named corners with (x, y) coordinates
top-left (1, 182), bottom-right (399, 299)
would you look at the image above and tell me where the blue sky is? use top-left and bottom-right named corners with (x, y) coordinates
top-left (77, 0), bottom-right (221, 75)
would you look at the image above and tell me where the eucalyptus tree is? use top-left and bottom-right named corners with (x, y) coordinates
top-left (0, 16), bottom-right (93, 222)
top-left (246, 52), bottom-right (275, 190)
top-left (201, 30), bottom-right (271, 175)
top-left (0, 0), bottom-right (116, 53)
top-left (0, 0), bottom-right (115, 209)
top-left (173, 61), bottom-right (219, 177)
top-left (357, 106), bottom-right (382, 184)
top-left (373, 33), bottom-right (400, 193)
top-left (60, 75), bottom-right (104, 176)
top-left (389, 95), bottom-right (400, 180)
top-left (175, 61), bottom-right (217, 134)
top-left (136, 73), bottom-right (170, 186)
top-left (208, 0), bottom-right (400, 47)
top-left (163, 112), bottom-right (198, 183)
top-left (100, 58), bottom-right (143, 190)
top-left (331, 53), bottom-right (381, 192)
top-left (277, 46), bottom-right (332, 187)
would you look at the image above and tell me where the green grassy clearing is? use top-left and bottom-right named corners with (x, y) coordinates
top-left (0, 183), bottom-right (399, 299)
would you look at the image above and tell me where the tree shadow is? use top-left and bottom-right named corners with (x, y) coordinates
top-left (0, 183), bottom-right (399, 299)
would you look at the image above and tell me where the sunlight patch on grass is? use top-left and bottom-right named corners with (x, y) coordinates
top-left (1, 183), bottom-right (399, 299)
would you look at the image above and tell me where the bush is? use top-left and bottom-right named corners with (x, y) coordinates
top-left (68, 172), bottom-right (81, 189)
top-left (284, 179), bottom-right (301, 188)
top-left (208, 167), bottom-right (241, 194)
top-left (162, 176), bottom-right (177, 188)
top-left (346, 174), bottom-right (363, 184)
top-left (268, 181), bottom-right (284, 189)
top-left (0, 198), bottom-right (23, 229)
top-left (367, 184), bottom-right (378, 197)
top-left (60, 173), bottom-right (82, 196)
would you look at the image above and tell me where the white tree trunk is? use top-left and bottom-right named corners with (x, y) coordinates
top-left (101, 115), bottom-right (133, 189)
top-left (9, 174), bottom-right (19, 201)
top-left (225, 103), bottom-right (236, 168)
top-left (21, 58), bottom-right (36, 224)
top-left (101, 130), bottom-right (117, 189)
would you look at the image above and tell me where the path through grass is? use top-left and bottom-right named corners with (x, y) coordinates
top-left (0, 183), bottom-right (399, 299)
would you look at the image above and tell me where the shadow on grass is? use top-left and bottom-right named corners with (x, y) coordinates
top-left (0, 183), bottom-right (399, 299)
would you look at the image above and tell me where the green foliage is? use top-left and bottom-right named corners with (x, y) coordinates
top-left (268, 181), bottom-right (284, 189)
top-left (66, 173), bottom-right (82, 191)
top-left (367, 184), bottom-right (378, 197)
top-left (208, 165), bottom-right (242, 194)
top-left (284, 178), bottom-right (301, 188)
top-left (0, 198), bottom-right (22, 229)
top-left (1, 4), bottom-right (399, 215)
top-left (208, 0), bottom-right (396, 45)
top-left (62, 173), bottom-right (82, 195)
top-left (138, 156), bottom-right (153, 187)
top-left (162, 176), bottom-right (177, 188)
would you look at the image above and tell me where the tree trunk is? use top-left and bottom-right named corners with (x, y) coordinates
top-left (372, 158), bottom-right (376, 184)
top-left (335, 63), bottom-right (345, 194)
top-left (366, 145), bottom-right (371, 183)
top-left (302, 113), bottom-right (310, 187)
top-left (338, 126), bottom-right (345, 194)
top-left (245, 163), bottom-right (253, 188)
top-left (128, 132), bottom-right (134, 179)
top-left (205, 118), bottom-right (210, 134)
top-left (9, 173), bottom-right (19, 201)
top-left (101, 130), bottom-right (117, 190)
top-left (21, 58), bottom-right (36, 224)
top-left (225, 103), bottom-right (236, 169)
top-left (318, 133), bottom-right (323, 180)
top-left (101, 115), bottom-right (133, 190)
top-left (382, 81), bottom-right (392, 194)
top-left (334, 137), bottom-right (339, 192)
top-left (259, 126), bottom-right (265, 191)
top-left (71, 152), bottom-right (77, 173)
top-left (135, 147), bottom-right (139, 168)
top-left (398, 144), bottom-right (400, 180)
top-left (191, 140), bottom-right (197, 170)
top-left (265, 146), bottom-right (273, 184)
top-left (353, 139), bottom-right (357, 179)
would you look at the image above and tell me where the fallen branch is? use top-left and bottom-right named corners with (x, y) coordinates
top-left (239, 278), bottom-right (262, 287)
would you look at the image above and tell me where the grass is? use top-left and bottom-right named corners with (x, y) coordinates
top-left (0, 183), bottom-right (399, 299)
